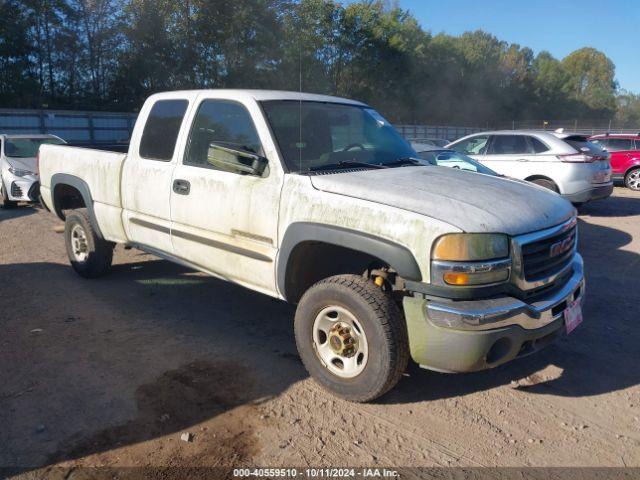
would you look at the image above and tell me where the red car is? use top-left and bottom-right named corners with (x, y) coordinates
top-left (590, 134), bottom-right (640, 191)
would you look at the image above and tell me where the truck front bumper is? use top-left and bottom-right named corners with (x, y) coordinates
top-left (403, 255), bottom-right (585, 373)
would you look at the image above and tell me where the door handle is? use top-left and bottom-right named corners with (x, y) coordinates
top-left (173, 179), bottom-right (190, 195)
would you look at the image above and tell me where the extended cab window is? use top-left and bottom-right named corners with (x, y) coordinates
top-left (449, 135), bottom-right (489, 155)
top-left (139, 99), bottom-right (189, 161)
top-left (488, 135), bottom-right (533, 155)
top-left (184, 99), bottom-right (264, 174)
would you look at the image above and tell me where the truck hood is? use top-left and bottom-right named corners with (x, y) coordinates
top-left (310, 166), bottom-right (575, 236)
top-left (5, 157), bottom-right (37, 173)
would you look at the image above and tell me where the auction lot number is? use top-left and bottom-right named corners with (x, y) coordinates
top-left (234, 468), bottom-right (399, 478)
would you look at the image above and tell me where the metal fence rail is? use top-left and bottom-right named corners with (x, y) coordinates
top-left (492, 120), bottom-right (640, 137)
top-left (0, 108), bottom-right (137, 146)
top-left (394, 124), bottom-right (482, 142)
top-left (2, 108), bottom-right (637, 148)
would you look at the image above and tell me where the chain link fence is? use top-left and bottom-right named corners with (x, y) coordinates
top-left (0, 108), bottom-right (136, 148)
top-left (1, 108), bottom-right (638, 148)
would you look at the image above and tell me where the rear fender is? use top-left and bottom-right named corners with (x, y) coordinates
top-left (51, 173), bottom-right (103, 239)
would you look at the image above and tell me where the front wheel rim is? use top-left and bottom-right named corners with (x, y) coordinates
top-left (70, 224), bottom-right (89, 262)
top-left (627, 170), bottom-right (640, 190)
top-left (312, 305), bottom-right (369, 379)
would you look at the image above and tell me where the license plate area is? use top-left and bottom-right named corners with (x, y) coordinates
top-left (564, 299), bottom-right (583, 334)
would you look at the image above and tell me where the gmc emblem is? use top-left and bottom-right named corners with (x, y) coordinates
top-left (550, 236), bottom-right (574, 257)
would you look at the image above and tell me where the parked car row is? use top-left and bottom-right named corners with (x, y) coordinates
top-left (4, 128), bottom-right (637, 213)
top-left (411, 131), bottom-right (640, 197)
top-left (445, 130), bottom-right (613, 205)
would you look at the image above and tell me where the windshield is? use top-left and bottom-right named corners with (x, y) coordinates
top-left (261, 101), bottom-right (416, 173)
top-left (4, 137), bottom-right (65, 158)
top-left (416, 149), bottom-right (498, 175)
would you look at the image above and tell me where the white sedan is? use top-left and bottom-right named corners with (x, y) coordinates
top-left (0, 134), bottom-right (66, 208)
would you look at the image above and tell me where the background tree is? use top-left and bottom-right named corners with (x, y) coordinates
top-left (562, 47), bottom-right (617, 117)
top-left (0, 0), bottom-right (634, 126)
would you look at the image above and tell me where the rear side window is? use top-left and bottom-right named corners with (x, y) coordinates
top-left (139, 99), bottom-right (189, 161)
top-left (529, 137), bottom-right (549, 153)
top-left (488, 135), bottom-right (533, 155)
top-left (563, 136), bottom-right (605, 156)
top-left (605, 138), bottom-right (634, 151)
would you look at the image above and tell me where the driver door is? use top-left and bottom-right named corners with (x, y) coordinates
top-left (169, 95), bottom-right (284, 295)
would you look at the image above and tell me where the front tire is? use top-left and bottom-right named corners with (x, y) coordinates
top-left (64, 209), bottom-right (114, 278)
top-left (625, 168), bottom-right (640, 191)
top-left (294, 274), bottom-right (409, 402)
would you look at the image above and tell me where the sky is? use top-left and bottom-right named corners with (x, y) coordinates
top-left (362, 0), bottom-right (640, 93)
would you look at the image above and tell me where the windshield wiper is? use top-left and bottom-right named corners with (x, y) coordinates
top-left (383, 157), bottom-right (426, 167)
top-left (309, 160), bottom-right (387, 172)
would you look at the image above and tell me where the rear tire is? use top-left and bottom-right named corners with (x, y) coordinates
top-left (530, 178), bottom-right (559, 193)
top-left (64, 209), bottom-right (114, 278)
top-left (0, 178), bottom-right (17, 208)
top-left (624, 168), bottom-right (640, 191)
top-left (294, 274), bottom-right (409, 402)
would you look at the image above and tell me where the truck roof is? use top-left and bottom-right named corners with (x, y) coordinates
top-left (148, 89), bottom-right (368, 107)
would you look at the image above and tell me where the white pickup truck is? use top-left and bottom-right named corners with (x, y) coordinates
top-left (39, 90), bottom-right (585, 402)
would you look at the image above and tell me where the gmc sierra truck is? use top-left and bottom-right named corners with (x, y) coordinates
top-left (38, 90), bottom-right (585, 402)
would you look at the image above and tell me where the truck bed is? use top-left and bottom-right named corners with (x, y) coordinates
top-left (39, 144), bottom-right (127, 209)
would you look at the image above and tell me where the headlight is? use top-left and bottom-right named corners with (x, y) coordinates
top-left (431, 233), bottom-right (510, 287)
top-left (8, 166), bottom-right (36, 177)
top-left (433, 259), bottom-right (511, 286)
top-left (433, 233), bottom-right (509, 261)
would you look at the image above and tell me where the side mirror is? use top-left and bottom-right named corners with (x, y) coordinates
top-left (207, 143), bottom-right (268, 176)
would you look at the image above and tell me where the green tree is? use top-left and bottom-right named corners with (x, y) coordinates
top-left (615, 91), bottom-right (640, 128)
top-left (562, 47), bottom-right (617, 116)
top-left (0, 0), bottom-right (39, 106)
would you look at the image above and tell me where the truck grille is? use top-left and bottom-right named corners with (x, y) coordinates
top-left (521, 223), bottom-right (577, 281)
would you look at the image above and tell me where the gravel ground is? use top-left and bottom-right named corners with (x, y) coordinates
top-left (1, 187), bottom-right (639, 477)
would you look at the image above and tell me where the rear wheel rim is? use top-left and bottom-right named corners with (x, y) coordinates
top-left (627, 170), bottom-right (640, 190)
top-left (312, 305), bottom-right (369, 379)
top-left (70, 224), bottom-right (89, 262)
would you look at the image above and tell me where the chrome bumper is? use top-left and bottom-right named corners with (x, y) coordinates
top-left (425, 254), bottom-right (584, 331)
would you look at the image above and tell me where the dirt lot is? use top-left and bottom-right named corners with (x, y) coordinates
top-left (1, 188), bottom-right (639, 477)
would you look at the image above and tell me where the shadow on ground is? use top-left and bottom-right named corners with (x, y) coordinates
top-left (1, 196), bottom-right (639, 470)
top-left (578, 190), bottom-right (640, 217)
top-left (0, 205), bottom-right (38, 222)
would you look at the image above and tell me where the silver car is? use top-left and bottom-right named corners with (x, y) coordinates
top-left (447, 130), bottom-right (613, 205)
top-left (0, 134), bottom-right (66, 208)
